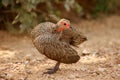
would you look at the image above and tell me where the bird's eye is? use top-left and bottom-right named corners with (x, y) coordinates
top-left (64, 23), bottom-right (66, 25)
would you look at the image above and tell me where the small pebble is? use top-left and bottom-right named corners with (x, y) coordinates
top-left (82, 49), bottom-right (91, 56)
top-left (98, 67), bottom-right (106, 72)
top-left (118, 64), bottom-right (120, 67)
top-left (68, 74), bottom-right (75, 79)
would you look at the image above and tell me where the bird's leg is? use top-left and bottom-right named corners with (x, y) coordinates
top-left (44, 62), bottom-right (60, 74)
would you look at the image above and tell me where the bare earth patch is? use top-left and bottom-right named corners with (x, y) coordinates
top-left (0, 15), bottom-right (120, 80)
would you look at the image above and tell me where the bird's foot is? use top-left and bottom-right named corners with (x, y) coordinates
top-left (43, 68), bottom-right (58, 74)
top-left (43, 62), bottom-right (60, 74)
top-left (46, 68), bottom-right (53, 70)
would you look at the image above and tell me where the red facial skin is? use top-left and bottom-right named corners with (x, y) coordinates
top-left (57, 22), bottom-right (70, 32)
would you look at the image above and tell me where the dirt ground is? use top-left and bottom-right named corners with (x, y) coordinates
top-left (0, 15), bottom-right (120, 80)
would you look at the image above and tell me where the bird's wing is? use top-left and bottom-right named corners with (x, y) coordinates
top-left (33, 34), bottom-right (80, 64)
top-left (61, 27), bottom-right (87, 46)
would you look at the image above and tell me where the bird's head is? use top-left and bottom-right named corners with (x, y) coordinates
top-left (56, 19), bottom-right (71, 32)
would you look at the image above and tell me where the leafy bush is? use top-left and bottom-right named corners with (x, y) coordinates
top-left (0, 0), bottom-right (82, 33)
top-left (107, 0), bottom-right (120, 12)
top-left (94, 0), bottom-right (120, 15)
top-left (0, 0), bottom-right (119, 33)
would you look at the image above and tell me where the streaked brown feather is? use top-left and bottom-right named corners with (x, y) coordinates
top-left (33, 33), bottom-right (80, 64)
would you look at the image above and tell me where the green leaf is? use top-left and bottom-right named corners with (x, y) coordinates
top-left (2, 0), bottom-right (9, 7)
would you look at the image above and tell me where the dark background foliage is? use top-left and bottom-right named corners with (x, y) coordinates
top-left (0, 0), bottom-right (120, 33)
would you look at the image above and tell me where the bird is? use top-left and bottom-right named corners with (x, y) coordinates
top-left (31, 19), bottom-right (87, 74)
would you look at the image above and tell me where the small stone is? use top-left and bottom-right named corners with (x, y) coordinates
top-left (0, 73), bottom-right (7, 78)
top-left (98, 67), bottom-right (106, 72)
top-left (116, 73), bottom-right (120, 77)
top-left (92, 51), bottom-right (99, 57)
top-left (0, 67), bottom-right (6, 71)
top-left (48, 75), bottom-right (55, 79)
top-left (118, 64), bottom-right (120, 67)
top-left (75, 68), bottom-right (81, 71)
top-left (82, 49), bottom-right (91, 56)
top-left (24, 61), bottom-right (29, 65)
top-left (18, 77), bottom-right (27, 80)
top-left (6, 73), bottom-right (14, 79)
top-left (68, 74), bottom-right (75, 79)
top-left (0, 73), bottom-right (14, 79)
top-left (26, 70), bottom-right (32, 74)
top-left (80, 67), bottom-right (87, 71)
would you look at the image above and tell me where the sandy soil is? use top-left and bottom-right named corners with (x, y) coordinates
top-left (0, 15), bottom-right (120, 80)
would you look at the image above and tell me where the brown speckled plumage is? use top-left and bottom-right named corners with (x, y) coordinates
top-left (31, 22), bottom-right (56, 39)
top-left (31, 19), bottom-right (87, 74)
